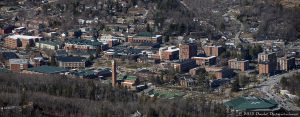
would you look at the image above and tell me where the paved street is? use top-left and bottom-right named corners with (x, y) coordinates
top-left (256, 69), bottom-right (300, 111)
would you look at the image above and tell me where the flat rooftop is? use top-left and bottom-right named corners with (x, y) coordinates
top-left (192, 56), bottom-right (216, 59)
top-left (9, 59), bottom-right (28, 64)
top-left (28, 65), bottom-right (68, 74)
top-left (7, 35), bottom-right (42, 40)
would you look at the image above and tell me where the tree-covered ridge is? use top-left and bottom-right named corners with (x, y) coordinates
top-left (0, 72), bottom-right (226, 117)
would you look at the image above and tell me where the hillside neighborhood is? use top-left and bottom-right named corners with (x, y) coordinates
top-left (0, 0), bottom-right (300, 116)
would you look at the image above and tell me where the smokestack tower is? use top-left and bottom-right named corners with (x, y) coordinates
top-left (111, 60), bottom-right (116, 87)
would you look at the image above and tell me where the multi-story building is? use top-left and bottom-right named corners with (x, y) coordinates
top-left (35, 40), bottom-right (62, 50)
top-left (203, 46), bottom-right (223, 57)
top-left (4, 35), bottom-right (42, 48)
top-left (179, 43), bottom-right (197, 60)
top-left (258, 52), bottom-right (276, 63)
top-left (64, 39), bottom-right (108, 51)
top-left (258, 52), bottom-right (277, 76)
top-left (128, 32), bottom-right (162, 44)
top-left (57, 56), bottom-right (86, 69)
top-left (0, 25), bottom-right (14, 35)
top-left (9, 59), bottom-right (29, 72)
top-left (228, 58), bottom-right (249, 71)
top-left (192, 56), bottom-right (216, 66)
top-left (259, 62), bottom-right (275, 76)
top-left (159, 46), bottom-right (179, 61)
top-left (204, 66), bottom-right (234, 79)
top-left (98, 34), bottom-right (122, 48)
top-left (172, 59), bottom-right (197, 73)
top-left (277, 57), bottom-right (295, 71)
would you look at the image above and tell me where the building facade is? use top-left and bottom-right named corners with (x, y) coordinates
top-left (192, 56), bottom-right (216, 66)
top-left (4, 35), bottom-right (42, 48)
top-left (128, 32), bottom-right (162, 44)
top-left (9, 59), bottom-right (29, 72)
top-left (35, 41), bottom-right (61, 50)
top-left (203, 46), bottom-right (223, 57)
top-left (277, 57), bottom-right (295, 71)
top-left (259, 62), bottom-right (275, 76)
top-left (173, 59), bottom-right (197, 73)
top-left (159, 46), bottom-right (179, 61)
top-left (57, 56), bottom-right (86, 69)
top-left (228, 58), bottom-right (249, 71)
top-left (179, 43), bottom-right (197, 60)
top-left (258, 52), bottom-right (277, 76)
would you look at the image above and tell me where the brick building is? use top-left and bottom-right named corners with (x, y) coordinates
top-left (4, 35), bottom-right (42, 48)
top-left (179, 43), bottom-right (197, 60)
top-left (128, 32), bottom-right (162, 44)
top-left (57, 56), bottom-right (86, 69)
top-left (258, 52), bottom-right (277, 76)
top-left (203, 46), bottom-right (223, 57)
top-left (121, 76), bottom-right (138, 90)
top-left (258, 52), bottom-right (276, 63)
top-left (192, 56), bottom-right (216, 66)
top-left (159, 46), bottom-right (179, 61)
top-left (277, 57), bottom-right (295, 71)
top-left (259, 62), bottom-right (275, 76)
top-left (172, 59), bottom-right (197, 73)
top-left (9, 59), bottom-right (29, 72)
top-left (228, 58), bottom-right (249, 71)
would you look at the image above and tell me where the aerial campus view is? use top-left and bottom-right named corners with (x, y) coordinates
top-left (0, 0), bottom-right (300, 116)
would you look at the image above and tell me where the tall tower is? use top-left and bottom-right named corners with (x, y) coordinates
top-left (179, 43), bottom-right (197, 60)
top-left (111, 60), bottom-right (116, 87)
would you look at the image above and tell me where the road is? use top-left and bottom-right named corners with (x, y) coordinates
top-left (256, 69), bottom-right (300, 111)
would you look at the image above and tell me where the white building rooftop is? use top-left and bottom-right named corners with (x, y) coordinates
top-left (8, 35), bottom-right (42, 40)
top-left (9, 59), bottom-right (29, 64)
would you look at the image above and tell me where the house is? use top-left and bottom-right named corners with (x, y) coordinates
top-left (57, 56), bottom-right (86, 69)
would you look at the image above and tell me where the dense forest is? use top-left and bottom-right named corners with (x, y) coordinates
top-left (0, 72), bottom-right (226, 117)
